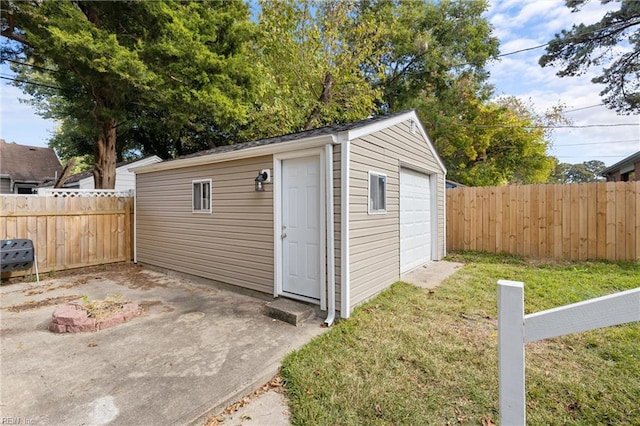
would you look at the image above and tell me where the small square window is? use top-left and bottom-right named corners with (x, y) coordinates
top-left (368, 172), bottom-right (386, 214)
top-left (192, 179), bottom-right (212, 213)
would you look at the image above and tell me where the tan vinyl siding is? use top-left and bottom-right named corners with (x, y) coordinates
top-left (348, 139), bottom-right (400, 309)
top-left (136, 155), bottom-right (274, 294)
top-left (348, 119), bottom-right (445, 310)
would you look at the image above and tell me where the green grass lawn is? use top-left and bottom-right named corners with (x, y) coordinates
top-left (282, 252), bottom-right (640, 425)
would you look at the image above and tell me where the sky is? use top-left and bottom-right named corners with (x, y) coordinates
top-left (485, 0), bottom-right (639, 167)
top-left (0, 0), bottom-right (638, 168)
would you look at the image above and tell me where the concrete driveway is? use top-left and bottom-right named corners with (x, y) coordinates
top-left (0, 264), bottom-right (326, 425)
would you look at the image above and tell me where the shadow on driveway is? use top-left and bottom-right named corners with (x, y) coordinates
top-left (0, 263), bottom-right (326, 425)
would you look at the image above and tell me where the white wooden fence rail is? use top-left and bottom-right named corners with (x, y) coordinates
top-left (497, 280), bottom-right (640, 425)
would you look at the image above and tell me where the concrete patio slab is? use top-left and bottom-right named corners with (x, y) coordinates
top-left (401, 260), bottom-right (464, 289)
top-left (0, 263), bottom-right (326, 425)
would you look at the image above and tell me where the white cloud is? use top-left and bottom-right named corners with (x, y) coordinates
top-left (486, 0), bottom-right (639, 166)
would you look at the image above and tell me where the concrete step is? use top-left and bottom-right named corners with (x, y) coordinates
top-left (264, 298), bottom-right (316, 326)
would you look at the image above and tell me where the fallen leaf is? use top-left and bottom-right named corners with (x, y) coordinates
top-left (203, 416), bottom-right (219, 426)
top-left (481, 414), bottom-right (496, 426)
top-left (375, 404), bottom-right (383, 417)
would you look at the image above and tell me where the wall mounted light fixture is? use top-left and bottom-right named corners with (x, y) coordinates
top-left (254, 169), bottom-right (270, 191)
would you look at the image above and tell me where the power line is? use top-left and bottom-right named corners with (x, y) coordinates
top-left (554, 139), bottom-right (639, 147)
top-left (496, 43), bottom-right (548, 58)
top-left (486, 17), bottom-right (636, 63)
top-left (2, 58), bottom-right (60, 74)
top-left (556, 155), bottom-right (629, 158)
top-left (563, 103), bottom-right (605, 113)
top-left (0, 75), bottom-right (63, 91)
top-left (439, 122), bottom-right (639, 129)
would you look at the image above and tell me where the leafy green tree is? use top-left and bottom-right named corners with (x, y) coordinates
top-left (242, 0), bottom-right (383, 139)
top-left (539, 0), bottom-right (640, 114)
top-left (549, 160), bottom-right (606, 183)
top-left (422, 94), bottom-right (559, 186)
top-left (1, 1), bottom-right (255, 188)
top-left (356, 0), bottom-right (499, 112)
top-left (245, 0), bottom-right (499, 139)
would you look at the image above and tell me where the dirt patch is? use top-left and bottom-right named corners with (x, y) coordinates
top-left (139, 300), bottom-right (174, 314)
top-left (79, 263), bottom-right (168, 290)
top-left (4, 262), bottom-right (167, 289)
top-left (4, 295), bottom-right (83, 312)
top-left (24, 277), bottom-right (94, 296)
top-left (12, 263), bottom-right (169, 296)
top-left (84, 294), bottom-right (129, 322)
top-left (109, 266), bottom-right (169, 290)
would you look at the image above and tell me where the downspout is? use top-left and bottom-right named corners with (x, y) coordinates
top-left (133, 185), bottom-right (138, 264)
top-left (442, 175), bottom-right (447, 258)
top-left (324, 143), bottom-right (336, 326)
top-left (340, 135), bottom-right (350, 317)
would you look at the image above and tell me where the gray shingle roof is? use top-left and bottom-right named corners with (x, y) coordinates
top-left (0, 139), bottom-right (62, 183)
top-left (179, 110), bottom-right (412, 160)
top-left (602, 150), bottom-right (640, 175)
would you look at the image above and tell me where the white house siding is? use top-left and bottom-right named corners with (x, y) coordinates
top-left (348, 120), bottom-right (445, 310)
top-left (0, 177), bottom-right (11, 194)
top-left (333, 144), bottom-right (342, 310)
top-left (79, 156), bottom-right (162, 191)
top-left (136, 155), bottom-right (274, 294)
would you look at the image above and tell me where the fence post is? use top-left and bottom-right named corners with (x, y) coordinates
top-left (498, 280), bottom-right (526, 425)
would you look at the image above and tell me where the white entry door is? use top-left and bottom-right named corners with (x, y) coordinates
top-left (400, 168), bottom-right (432, 273)
top-left (282, 156), bottom-right (321, 300)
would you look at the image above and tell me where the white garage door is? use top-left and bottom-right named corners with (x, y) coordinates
top-left (400, 168), bottom-right (432, 273)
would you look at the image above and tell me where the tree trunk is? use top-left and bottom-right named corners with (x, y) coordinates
top-left (93, 118), bottom-right (117, 189)
top-left (54, 157), bottom-right (76, 188)
top-left (304, 71), bottom-right (334, 130)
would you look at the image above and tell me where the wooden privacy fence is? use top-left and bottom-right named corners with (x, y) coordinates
top-left (447, 181), bottom-right (640, 262)
top-left (497, 280), bottom-right (640, 424)
top-left (0, 195), bottom-right (133, 278)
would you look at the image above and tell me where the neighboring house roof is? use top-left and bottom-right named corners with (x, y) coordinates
top-left (136, 110), bottom-right (446, 175)
top-left (602, 150), bottom-right (640, 175)
top-left (446, 180), bottom-right (465, 188)
top-left (61, 155), bottom-right (163, 187)
top-left (0, 139), bottom-right (62, 183)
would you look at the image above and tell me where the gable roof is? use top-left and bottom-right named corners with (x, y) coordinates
top-left (135, 110), bottom-right (446, 174)
top-left (181, 110), bottom-right (412, 159)
top-left (0, 139), bottom-right (62, 183)
top-left (602, 150), bottom-right (640, 175)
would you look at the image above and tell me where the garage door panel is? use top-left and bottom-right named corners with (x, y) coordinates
top-left (400, 168), bottom-right (432, 273)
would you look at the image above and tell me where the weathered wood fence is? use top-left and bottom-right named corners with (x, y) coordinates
top-left (0, 195), bottom-right (133, 278)
top-left (497, 280), bottom-right (640, 424)
top-left (447, 181), bottom-right (640, 261)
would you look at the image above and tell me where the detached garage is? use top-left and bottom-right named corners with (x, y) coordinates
top-left (134, 110), bottom-right (446, 320)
